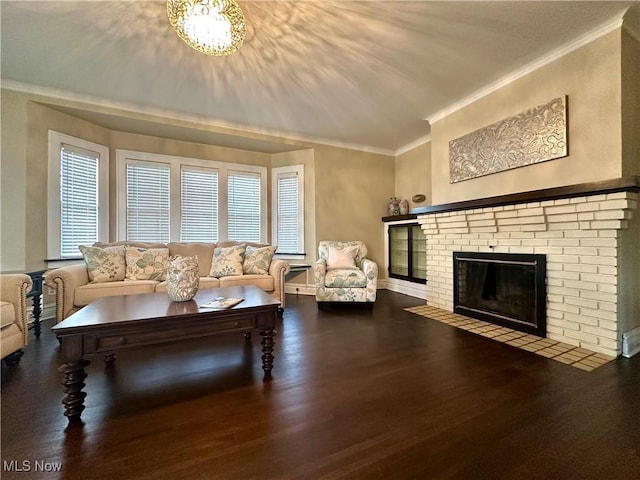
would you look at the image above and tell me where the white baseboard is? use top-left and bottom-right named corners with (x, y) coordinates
top-left (286, 281), bottom-right (427, 299)
top-left (622, 326), bottom-right (640, 358)
top-left (383, 278), bottom-right (428, 300)
top-left (284, 284), bottom-right (315, 295)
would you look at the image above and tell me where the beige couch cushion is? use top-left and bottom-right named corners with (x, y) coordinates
top-left (219, 274), bottom-right (274, 292)
top-left (168, 242), bottom-right (216, 277)
top-left (0, 300), bottom-right (16, 328)
top-left (155, 276), bottom-right (221, 293)
top-left (75, 280), bottom-right (158, 307)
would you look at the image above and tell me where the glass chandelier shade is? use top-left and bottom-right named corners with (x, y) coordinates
top-left (167, 0), bottom-right (246, 56)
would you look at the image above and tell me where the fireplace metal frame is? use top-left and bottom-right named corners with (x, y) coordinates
top-left (453, 252), bottom-right (547, 337)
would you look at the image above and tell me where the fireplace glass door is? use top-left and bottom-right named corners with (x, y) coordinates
top-left (453, 252), bottom-right (546, 336)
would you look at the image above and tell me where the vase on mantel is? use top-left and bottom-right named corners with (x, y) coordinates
top-left (166, 255), bottom-right (199, 302)
top-left (399, 199), bottom-right (409, 215)
top-left (387, 197), bottom-right (400, 216)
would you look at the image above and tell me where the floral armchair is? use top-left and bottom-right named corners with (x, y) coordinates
top-left (314, 241), bottom-right (378, 309)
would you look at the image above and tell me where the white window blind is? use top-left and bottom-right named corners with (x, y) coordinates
top-left (60, 144), bottom-right (100, 257)
top-left (272, 165), bottom-right (304, 255)
top-left (228, 172), bottom-right (261, 242)
top-left (181, 167), bottom-right (219, 242)
top-left (276, 174), bottom-right (300, 253)
top-left (126, 163), bottom-right (170, 242)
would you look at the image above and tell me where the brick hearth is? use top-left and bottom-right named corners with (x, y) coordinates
top-left (417, 190), bottom-right (639, 357)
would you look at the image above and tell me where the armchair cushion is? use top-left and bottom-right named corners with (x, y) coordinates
top-left (0, 301), bottom-right (15, 328)
top-left (79, 244), bottom-right (126, 283)
top-left (324, 269), bottom-right (367, 288)
top-left (1, 274), bottom-right (32, 361)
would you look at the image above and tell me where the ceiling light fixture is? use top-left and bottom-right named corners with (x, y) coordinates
top-left (167, 0), bottom-right (246, 56)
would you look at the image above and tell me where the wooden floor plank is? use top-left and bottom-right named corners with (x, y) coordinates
top-left (2, 290), bottom-right (639, 479)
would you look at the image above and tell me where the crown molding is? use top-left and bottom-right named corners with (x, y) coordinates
top-left (395, 134), bottom-right (431, 157)
top-left (622, 4), bottom-right (640, 42)
top-left (0, 80), bottom-right (395, 157)
top-left (426, 15), bottom-right (625, 124)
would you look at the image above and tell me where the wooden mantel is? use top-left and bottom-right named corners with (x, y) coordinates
top-left (409, 176), bottom-right (640, 217)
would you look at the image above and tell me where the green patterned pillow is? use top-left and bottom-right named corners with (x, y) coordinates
top-left (79, 245), bottom-right (126, 283)
top-left (243, 245), bottom-right (277, 275)
top-left (125, 247), bottom-right (169, 281)
top-left (209, 244), bottom-right (246, 278)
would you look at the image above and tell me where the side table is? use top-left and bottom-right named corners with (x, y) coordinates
top-left (26, 269), bottom-right (46, 339)
top-left (287, 264), bottom-right (311, 295)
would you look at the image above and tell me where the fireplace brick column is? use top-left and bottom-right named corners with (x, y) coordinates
top-left (418, 191), bottom-right (638, 357)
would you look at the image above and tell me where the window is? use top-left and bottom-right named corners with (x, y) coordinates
top-left (125, 162), bottom-right (170, 242)
top-left (116, 150), bottom-right (266, 243)
top-left (181, 166), bottom-right (218, 242)
top-left (228, 171), bottom-right (261, 243)
top-left (47, 132), bottom-right (109, 259)
top-left (272, 165), bottom-right (304, 254)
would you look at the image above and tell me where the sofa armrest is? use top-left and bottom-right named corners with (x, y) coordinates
top-left (0, 274), bottom-right (33, 344)
top-left (45, 264), bottom-right (89, 324)
top-left (268, 259), bottom-right (290, 309)
top-left (361, 258), bottom-right (378, 289)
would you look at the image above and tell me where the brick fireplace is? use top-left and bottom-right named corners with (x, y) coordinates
top-left (414, 178), bottom-right (639, 357)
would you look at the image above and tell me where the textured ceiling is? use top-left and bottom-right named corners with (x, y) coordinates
top-left (1, 1), bottom-right (635, 154)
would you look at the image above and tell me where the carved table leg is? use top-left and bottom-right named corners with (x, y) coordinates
top-left (32, 295), bottom-right (42, 339)
top-left (260, 329), bottom-right (275, 379)
top-left (58, 359), bottom-right (90, 422)
top-left (104, 353), bottom-right (116, 369)
top-left (244, 332), bottom-right (252, 342)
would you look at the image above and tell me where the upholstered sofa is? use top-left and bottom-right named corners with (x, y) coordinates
top-left (314, 241), bottom-right (378, 309)
top-left (1, 274), bottom-right (33, 365)
top-left (45, 241), bottom-right (290, 324)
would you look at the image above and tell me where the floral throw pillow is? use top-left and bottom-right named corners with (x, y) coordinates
top-left (209, 244), bottom-right (246, 278)
top-left (79, 245), bottom-right (126, 283)
top-left (125, 247), bottom-right (169, 281)
top-left (243, 245), bottom-right (277, 275)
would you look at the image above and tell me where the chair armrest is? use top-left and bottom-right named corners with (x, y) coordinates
top-left (268, 259), bottom-right (290, 308)
top-left (314, 259), bottom-right (328, 296)
top-left (361, 258), bottom-right (378, 288)
top-left (0, 274), bottom-right (33, 344)
top-left (45, 264), bottom-right (89, 324)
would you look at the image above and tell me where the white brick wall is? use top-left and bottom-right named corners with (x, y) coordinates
top-left (419, 192), bottom-right (639, 357)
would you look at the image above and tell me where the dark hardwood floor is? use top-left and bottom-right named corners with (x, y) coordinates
top-left (2, 290), bottom-right (639, 479)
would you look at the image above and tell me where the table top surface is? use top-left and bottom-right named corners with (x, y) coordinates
top-left (53, 285), bottom-right (280, 333)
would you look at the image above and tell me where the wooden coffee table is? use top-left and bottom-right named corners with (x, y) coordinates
top-left (52, 285), bottom-right (279, 423)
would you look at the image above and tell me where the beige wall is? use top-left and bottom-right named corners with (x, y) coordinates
top-left (430, 29), bottom-right (624, 205)
top-left (1, 91), bottom-right (111, 271)
top-left (621, 27), bottom-right (640, 176)
top-left (395, 141), bottom-right (431, 209)
top-left (314, 145), bottom-right (395, 270)
top-left (1, 90), bottom-right (28, 271)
